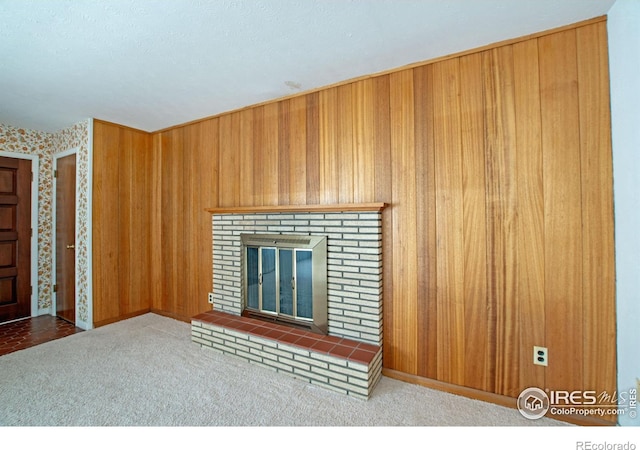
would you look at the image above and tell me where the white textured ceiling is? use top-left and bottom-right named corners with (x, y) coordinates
top-left (0, 0), bottom-right (616, 133)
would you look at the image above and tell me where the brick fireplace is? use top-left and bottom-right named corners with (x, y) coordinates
top-left (191, 203), bottom-right (386, 399)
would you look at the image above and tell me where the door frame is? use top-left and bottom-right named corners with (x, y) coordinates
top-left (53, 147), bottom-right (80, 325)
top-left (0, 151), bottom-right (39, 320)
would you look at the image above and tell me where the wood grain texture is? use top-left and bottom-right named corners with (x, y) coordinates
top-left (389, 69), bottom-right (418, 375)
top-left (484, 46), bottom-right (520, 397)
top-left (97, 18), bottom-right (615, 418)
top-left (459, 51), bottom-right (491, 392)
top-left (512, 38), bottom-right (546, 394)
top-left (319, 88), bottom-right (339, 205)
top-left (432, 58), bottom-right (465, 386)
top-left (539, 29), bottom-right (584, 392)
top-left (92, 120), bottom-right (152, 325)
top-left (413, 64), bottom-right (438, 380)
top-left (92, 121), bottom-right (120, 324)
top-left (576, 22), bottom-right (616, 415)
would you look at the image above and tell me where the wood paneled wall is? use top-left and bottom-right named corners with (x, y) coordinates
top-left (93, 120), bottom-right (153, 326)
top-left (92, 18), bottom-right (616, 413)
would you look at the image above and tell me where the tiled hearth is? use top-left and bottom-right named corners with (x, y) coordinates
top-left (192, 204), bottom-right (386, 399)
top-left (192, 309), bottom-right (382, 399)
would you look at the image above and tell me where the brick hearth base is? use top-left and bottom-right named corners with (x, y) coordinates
top-left (192, 310), bottom-right (382, 399)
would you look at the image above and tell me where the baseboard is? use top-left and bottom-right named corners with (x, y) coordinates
top-left (149, 308), bottom-right (192, 324)
top-left (381, 368), bottom-right (616, 427)
top-left (93, 309), bottom-right (151, 328)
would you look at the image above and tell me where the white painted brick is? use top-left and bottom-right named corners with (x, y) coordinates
top-left (267, 214), bottom-right (295, 220)
top-left (344, 285), bottom-right (382, 295)
top-left (329, 363), bottom-right (367, 379)
top-left (342, 233), bottom-right (379, 241)
top-left (343, 259), bottom-right (382, 269)
top-left (294, 226), bottom-right (326, 233)
top-left (310, 366), bottom-right (349, 382)
top-left (192, 336), bottom-right (212, 347)
top-left (277, 357), bottom-right (311, 372)
top-left (262, 346), bottom-right (297, 359)
top-left (211, 342), bottom-right (234, 354)
top-left (292, 367), bottom-right (329, 384)
top-left (264, 360), bottom-right (294, 373)
top-left (277, 344), bottom-right (311, 358)
top-left (249, 347), bottom-right (279, 361)
top-left (347, 376), bottom-right (371, 389)
top-left (235, 349), bottom-right (264, 363)
top-left (270, 226), bottom-right (295, 232)
top-left (293, 353), bottom-right (329, 369)
top-left (281, 220), bottom-right (308, 226)
top-left (357, 213), bottom-right (381, 220)
top-left (357, 240), bottom-right (383, 248)
top-left (327, 264), bottom-right (360, 273)
top-left (331, 239), bottom-right (360, 247)
top-left (309, 352), bottom-right (348, 366)
top-left (248, 335), bottom-right (279, 347)
top-left (328, 379), bottom-right (369, 397)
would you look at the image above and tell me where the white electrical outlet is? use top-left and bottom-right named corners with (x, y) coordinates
top-left (533, 346), bottom-right (548, 366)
top-left (207, 292), bottom-right (215, 304)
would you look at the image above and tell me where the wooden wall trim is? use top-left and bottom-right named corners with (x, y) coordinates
top-left (206, 202), bottom-right (388, 214)
top-left (154, 15), bottom-right (607, 134)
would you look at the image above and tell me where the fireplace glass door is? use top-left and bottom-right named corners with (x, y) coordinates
top-left (246, 246), bottom-right (314, 322)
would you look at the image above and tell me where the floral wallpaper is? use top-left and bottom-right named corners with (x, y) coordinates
top-left (51, 120), bottom-right (91, 327)
top-left (0, 120), bottom-right (92, 328)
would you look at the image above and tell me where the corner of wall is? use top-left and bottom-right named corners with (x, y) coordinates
top-left (608, 0), bottom-right (640, 426)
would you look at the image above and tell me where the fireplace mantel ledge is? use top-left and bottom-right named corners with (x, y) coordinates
top-left (206, 202), bottom-right (388, 214)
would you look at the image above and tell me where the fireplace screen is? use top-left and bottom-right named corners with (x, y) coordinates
top-left (241, 234), bottom-right (327, 334)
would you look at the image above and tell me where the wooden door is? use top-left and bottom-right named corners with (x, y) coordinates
top-left (55, 154), bottom-right (76, 323)
top-left (0, 157), bottom-right (32, 323)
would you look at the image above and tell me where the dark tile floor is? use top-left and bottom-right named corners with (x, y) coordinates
top-left (0, 315), bottom-right (83, 357)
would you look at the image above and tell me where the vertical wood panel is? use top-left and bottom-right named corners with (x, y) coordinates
top-left (161, 128), bottom-right (185, 314)
top-left (288, 96), bottom-right (308, 205)
top-left (257, 103), bottom-right (279, 206)
top-left (512, 38), bottom-right (546, 393)
top-left (371, 75), bottom-right (394, 368)
top-left (413, 65), bottom-right (438, 380)
top-left (337, 84), bottom-right (354, 204)
top-left (118, 129), bottom-right (132, 317)
top-left (218, 113), bottom-right (240, 207)
top-left (278, 100), bottom-right (291, 205)
top-left (432, 58), bottom-right (465, 385)
top-left (483, 46), bottom-right (519, 397)
top-left (353, 79), bottom-right (375, 203)
top-left (389, 69), bottom-right (418, 374)
top-left (539, 29), bottom-right (584, 391)
top-left (92, 122), bottom-right (121, 323)
top-left (128, 129), bottom-right (151, 313)
top-left (576, 22), bottom-right (616, 403)
top-left (150, 132), bottom-right (163, 312)
top-left (459, 52), bottom-right (491, 392)
top-left (305, 93), bottom-right (321, 205)
top-left (198, 119), bottom-right (219, 312)
top-left (239, 109), bottom-right (254, 206)
top-left (319, 88), bottom-right (339, 204)
top-left (184, 123), bottom-right (201, 315)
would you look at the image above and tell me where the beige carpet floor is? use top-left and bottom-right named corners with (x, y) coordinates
top-left (0, 312), bottom-right (569, 427)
